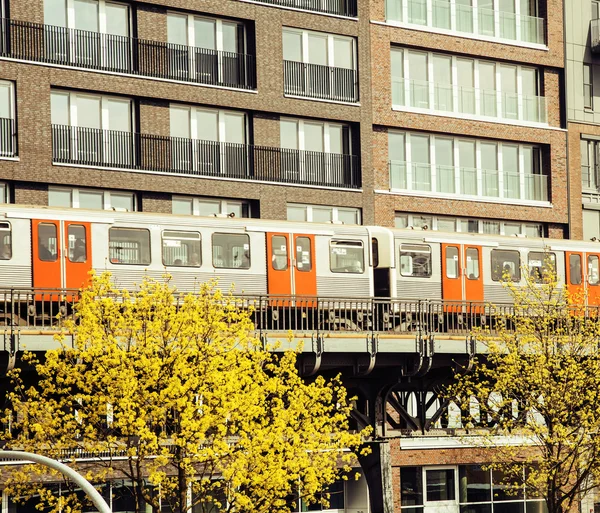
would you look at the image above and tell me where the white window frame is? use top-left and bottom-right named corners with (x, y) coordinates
top-left (422, 466), bottom-right (459, 507)
top-left (390, 47), bottom-right (546, 125)
top-left (170, 105), bottom-right (247, 143)
top-left (282, 27), bottom-right (356, 70)
top-left (584, 63), bottom-right (594, 110)
top-left (168, 13), bottom-right (246, 54)
top-left (280, 118), bottom-right (349, 154)
top-left (0, 81), bottom-right (16, 158)
top-left (287, 203), bottom-right (361, 224)
top-left (384, 0), bottom-right (545, 47)
top-left (49, 186), bottom-right (136, 211)
top-left (45, 0), bottom-right (130, 35)
top-left (51, 90), bottom-right (133, 130)
top-left (388, 130), bottom-right (546, 204)
top-left (173, 195), bottom-right (251, 218)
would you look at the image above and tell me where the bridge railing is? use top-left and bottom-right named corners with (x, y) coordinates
top-left (1, 289), bottom-right (597, 337)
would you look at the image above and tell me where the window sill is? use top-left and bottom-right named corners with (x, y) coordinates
top-left (0, 155), bottom-right (19, 162)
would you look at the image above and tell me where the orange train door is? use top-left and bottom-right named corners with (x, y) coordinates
top-left (441, 243), bottom-right (484, 309)
top-left (266, 232), bottom-right (317, 301)
top-left (566, 252), bottom-right (585, 304)
top-left (32, 219), bottom-right (92, 293)
top-left (586, 252), bottom-right (600, 306)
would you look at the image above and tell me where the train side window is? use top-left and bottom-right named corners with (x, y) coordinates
top-left (466, 248), bottom-right (480, 279)
top-left (0, 222), bottom-right (11, 260)
top-left (162, 231), bottom-right (201, 267)
top-left (491, 250), bottom-right (521, 281)
top-left (589, 255), bottom-right (599, 286)
top-left (330, 240), bottom-right (364, 274)
top-left (569, 254), bottom-right (582, 285)
top-left (213, 233), bottom-right (250, 269)
top-left (68, 225), bottom-right (87, 263)
top-left (528, 251), bottom-right (556, 283)
top-left (445, 246), bottom-right (459, 279)
top-left (371, 238), bottom-right (379, 268)
top-left (400, 244), bottom-right (432, 278)
top-left (109, 228), bottom-right (151, 265)
top-left (38, 223), bottom-right (58, 262)
top-left (296, 237), bottom-right (312, 272)
top-left (271, 235), bottom-right (288, 271)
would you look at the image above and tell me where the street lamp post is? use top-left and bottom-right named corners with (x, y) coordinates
top-left (0, 450), bottom-right (111, 513)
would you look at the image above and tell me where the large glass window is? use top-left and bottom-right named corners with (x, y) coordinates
top-left (584, 64), bottom-right (593, 110)
top-left (168, 13), bottom-right (245, 53)
top-left (0, 222), bottom-right (12, 260)
top-left (162, 231), bottom-right (201, 267)
top-left (212, 233), bottom-right (250, 269)
top-left (173, 196), bottom-right (251, 218)
top-left (400, 244), bottom-right (432, 278)
top-left (581, 139), bottom-right (600, 191)
top-left (426, 469), bottom-right (455, 502)
top-left (527, 251), bottom-right (555, 282)
top-left (401, 467), bottom-right (423, 508)
top-left (391, 47), bottom-right (545, 123)
top-left (287, 203), bottom-right (361, 224)
top-left (109, 228), bottom-right (151, 265)
top-left (282, 28), bottom-right (355, 69)
top-left (49, 186), bottom-right (136, 211)
top-left (459, 465), bottom-right (491, 504)
top-left (280, 118), bottom-right (350, 155)
top-left (44, 0), bottom-right (130, 36)
top-left (0, 81), bottom-right (16, 157)
top-left (491, 249), bottom-right (521, 281)
top-left (330, 240), bottom-right (364, 274)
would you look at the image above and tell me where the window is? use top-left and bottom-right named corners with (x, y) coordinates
top-left (445, 246), bottom-right (459, 278)
top-left (212, 233), bottom-right (250, 269)
top-left (68, 224), bottom-right (86, 262)
top-left (38, 223), bottom-right (58, 262)
top-left (296, 237), bottom-right (312, 272)
top-left (109, 228), bottom-right (151, 265)
top-left (528, 251), bottom-right (555, 282)
top-left (0, 222), bottom-right (11, 260)
top-left (581, 139), bottom-right (600, 190)
top-left (271, 235), bottom-right (288, 271)
top-left (570, 254), bottom-right (582, 285)
top-left (491, 249), bottom-right (521, 281)
top-left (400, 244), bottom-right (432, 278)
top-left (466, 248), bottom-right (480, 279)
top-left (330, 240), bottom-right (364, 274)
top-left (173, 196), bottom-right (251, 218)
top-left (426, 469), bottom-right (455, 502)
top-left (49, 187), bottom-right (136, 211)
top-left (0, 81), bottom-right (15, 157)
top-left (391, 47), bottom-right (545, 123)
top-left (283, 28), bottom-right (355, 70)
top-left (389, 131), bottom-right (546, 202)
top-left (287, 203), bottom-right (361, 224)
top-left (584, 64), bottom-right (593, 110)
top-left (45, 0), bottom-right (130, 37)
top-left (162, 231), bottom-right (201, 267)
top-left (401, 467), bottom-right (423, 508)
top-left (280, 118), bottom-right (351, 155)
top-left (298, 480), bottom-right (345, 511)
top-left (589, 255), bottom-right (599, 285)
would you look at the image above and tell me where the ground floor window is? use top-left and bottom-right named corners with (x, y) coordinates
top-left (173, 195), bottom-right (251, 218)
top-left (287, 203), bottom-right (361, 225)
top-left (49, 186), bottom-right (136, 211)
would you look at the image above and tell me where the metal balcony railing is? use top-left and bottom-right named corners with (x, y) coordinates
top-left (0, 117), bottom-right (16, 157)
top-left (389, 161), bottom-right (548, 202)
top-left (51, 125), bottom-right (361, 189)
top-left (247, 0), bottom-right (357, 17)
top-left (0, 18), bottom-right (256, 90)
top-left (592, 19), bottom-right (600, 54)
top-left (283, 60), bottom-right (358, 103)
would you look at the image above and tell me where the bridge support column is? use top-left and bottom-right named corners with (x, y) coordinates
top-left (358, 440), bottom-right (394, 513)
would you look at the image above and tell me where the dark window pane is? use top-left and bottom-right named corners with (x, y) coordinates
top-left (212, 233), bottom-right (250, 269)
top-left (401, 467), bottom-right (423, 506)
top-left (426, 469), bottom-right (455, 502)
top-left (492, 469), bottom-right (524, 501)
top-left (570, 254), bottom-right (582, 285)
top-left (38, 223), bottom-right (58, 262)
top-left (491, 249), bottom-right (521, 281)
top-left (460, 505), bottom-right (492, 513)
top-left (526, 501), bottom-right (548, 513)
top-left (459, 465), bottom-right (491, 503)
top-left (494, 503), bottom-right (524, 513)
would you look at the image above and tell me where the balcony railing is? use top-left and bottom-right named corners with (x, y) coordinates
top-left (284, 60), bottom-right (358, 103)
top-left (0, 117), bottom-right (16, 157)
top-left (392, 78), bottom-right (547, 124)
top-left (386, 0), bottom-right (545, 45)
top-left (389, 161), bottom-right (548, 202)
top-left (52, 125), bottom-right (361, 189)
top-left (245, 0), bottom-right (357, 17)
top-left (592, 19), bottom-right (600, 54)
top-left (0, 18), bottom-right (256, 90)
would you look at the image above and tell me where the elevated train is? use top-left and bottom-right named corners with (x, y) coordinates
top-left (0, 205), bottom-right (598, 329)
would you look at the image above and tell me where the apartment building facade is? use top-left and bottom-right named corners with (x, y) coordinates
top-left (0, 0), bottom-right (570, 511)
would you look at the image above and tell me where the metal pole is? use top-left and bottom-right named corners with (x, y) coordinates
top-left (0, 450), bottom-right (111, 513)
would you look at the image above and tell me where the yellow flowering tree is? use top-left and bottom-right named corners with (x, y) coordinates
top-left (448, 265), bottom-right (600, 513)
top-left (4, 273), bottom-right (367, 513)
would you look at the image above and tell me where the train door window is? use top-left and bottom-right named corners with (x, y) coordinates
top-left (491, 250), bottom-right (521, 281)
top-left (589, 255), bottom-right (599, 286)
top-left (528, 251), bottom-right (556, 283)
top-left (371, 238), bottom-right (379, 268)
top-left (0, 222), bottom-right (11, 260)
top-left (68, 225), bottom-right (87, 262)
top-left (296, 237), bottom-right (312, 272)
top-left (212, 233), bottom-right (250, 269)
top-left (109, 228), bottom-right (151, 265)
top-left (569, 254), bottom-right (582, 285)
top-left (271, 235), bottom-right (288, 271)
top-left (445, 246), bottom-right (459, 279)
top-left (38, 223), bottom-right (58, 262)
top-left (162, 231), bottom-right (201, 267)
top-left (330, 240), bottom-right (364, 274)
top-left (400, 244), bottom-right (432, 278)
top-left (466, 248), bottom-right (480, 279)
